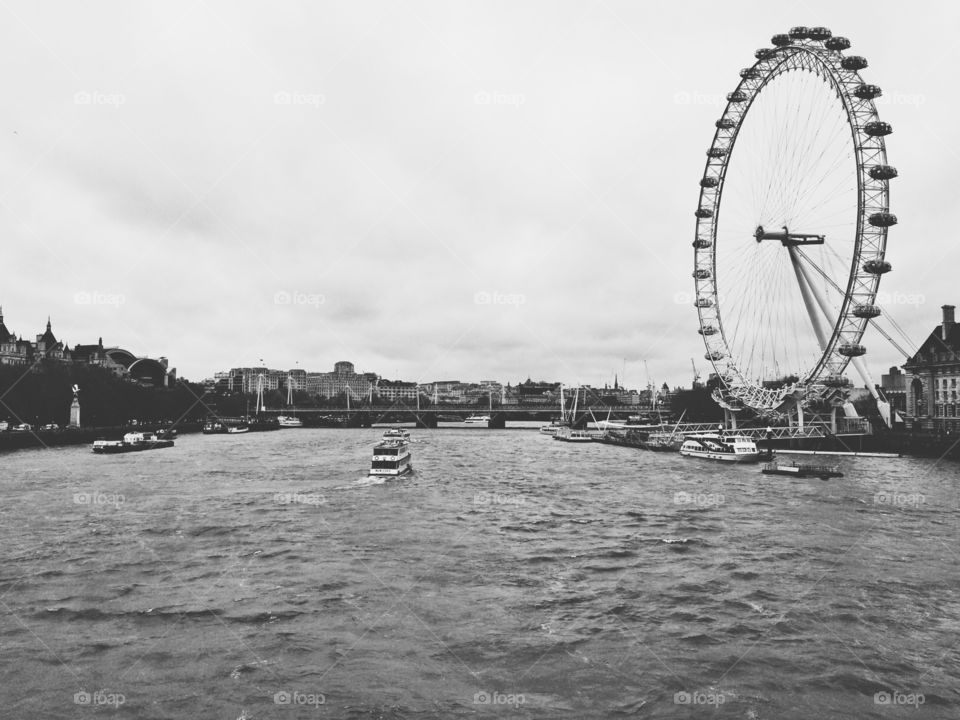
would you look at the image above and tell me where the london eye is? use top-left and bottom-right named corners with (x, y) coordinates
top-left (692, 26), bottom-right (896, 418)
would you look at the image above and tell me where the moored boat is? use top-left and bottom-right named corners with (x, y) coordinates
top-left (679, 433), bottom-right (761, 462)
top-left (463, 414), bottom-right (490, 424)
top-left (382, 427), bottom-right (411, 440)
top-left (369, 438), bottom-right (412, 477)
top-left (762, 460), bottom-right (843, 479)
top-left (276, 415), bottom-right (304, 428)
top-left (552, 428), bottom-right (594, 443)
top-left (92, 432), bottom-right (174, 454)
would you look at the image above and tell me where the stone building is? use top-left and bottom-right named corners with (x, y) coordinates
top-left (903, 305), bottom-right (959, 432)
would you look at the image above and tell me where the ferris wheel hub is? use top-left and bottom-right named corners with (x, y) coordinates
top-left (754, 225), bottom-right (825, 245)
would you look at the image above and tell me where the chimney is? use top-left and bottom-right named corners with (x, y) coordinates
top-left (943, 305), bottom-right (956, 340)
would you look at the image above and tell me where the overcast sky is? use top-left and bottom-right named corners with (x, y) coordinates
top-left (0, 1), bottom-right (956, 389)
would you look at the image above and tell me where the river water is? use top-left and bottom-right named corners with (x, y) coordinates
top-left (1, 428), bottom-right (958, 719)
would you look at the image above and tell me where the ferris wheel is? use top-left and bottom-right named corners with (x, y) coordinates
top-left (692, 26), bottom-right (896, 415)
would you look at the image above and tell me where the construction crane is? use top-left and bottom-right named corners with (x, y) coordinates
top-left (691, 358), bottom-right (702, 389)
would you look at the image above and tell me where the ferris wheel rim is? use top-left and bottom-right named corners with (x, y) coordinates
top-left (692, 31), bottom-right (894, 411)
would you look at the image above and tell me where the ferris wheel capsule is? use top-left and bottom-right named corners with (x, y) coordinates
top-left (853, 304), bottom-right (882, 318)
top-left (789, 26), bottom-right (811, 40)
top-left (864, 121), bottom-right (893, 137)
top-left (716, 118), bottom-right (736, 129)
top-left (693, 238), bottom-right (712, 248)
top-left (855, 84), bottom-right (882, 100)
top-left (869, 212), bottom-right (898, 227)
top-left (809, 27), bottom-right (832, 41)
top-left (869, 165), bottom-right (898, 180)
top-left (771, 34), bottom-right (792, 47)
top-left (838, 343), bottom-right (867, 357)
top-left (841, 56), bottom-right (868, 71)
top-left (863, 259), bottom-right (892, 274)
top-left (695, 208), bottom-right (714, 219)
top-left (825, 36), bottom-right (851, 51)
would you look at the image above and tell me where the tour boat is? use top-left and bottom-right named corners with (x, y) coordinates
top-left (679, 433), bottom-right (761, 462)
top-left (276, 415), bottom-right (304, 428)
top-left (539, 419), bottom-right (569, 436)
top-left (463, 414), bottom-right (491, 424)
top-left (762, 460), bottom-right (843, 479)
top-left (369, 438), bottom-right (412, 477)
top-left (552, 428), bottom-right (594, 443)
top-left (382, 427), bottom-right (411, 440)
top-left (92, 432), bottom-right (175, 454)
top-left (202, 420), bottom-right (228, 434)
top-left (226, 424), bottom-right (249, 434)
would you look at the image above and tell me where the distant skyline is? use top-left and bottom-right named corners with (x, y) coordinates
top-left (1, 1), bottom-right (955, 390)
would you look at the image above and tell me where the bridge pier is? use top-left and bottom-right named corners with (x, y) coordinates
top-left (416, 412), bottom-right (438, 429)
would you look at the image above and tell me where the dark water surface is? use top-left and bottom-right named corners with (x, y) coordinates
top-left (2, 429), bottom-right (959, 719)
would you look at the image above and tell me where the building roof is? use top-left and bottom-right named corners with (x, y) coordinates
top-left (39, 317), bottom-right (58, 347)
top-left (906, 324), bottom-right (960, 366)
top-left (0, 306), bottom-right (11, 344)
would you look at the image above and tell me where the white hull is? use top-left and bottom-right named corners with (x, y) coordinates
top-left (679, 449), bottom-right (760, 463)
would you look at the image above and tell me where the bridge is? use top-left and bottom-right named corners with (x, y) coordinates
top-left (261, 404), bottom-right (651, 429)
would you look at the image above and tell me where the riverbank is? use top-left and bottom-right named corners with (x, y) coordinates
top-left (0, 422), bottom-right (203, 452)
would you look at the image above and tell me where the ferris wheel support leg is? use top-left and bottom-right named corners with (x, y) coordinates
top-left (793, 252), bottom-right (893, 429)
top-left (724, 408), bottom-right (737, 430)
top-left (788, 246), bottom-right (829, 352)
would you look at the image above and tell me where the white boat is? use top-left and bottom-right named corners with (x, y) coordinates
top-left (382, 427), bottom-right (410, 440)
top-left (539, 420), bottom-right (568, 436)
top-left (679, 433), bottom-right (761, 463)
top-left (277, 415), bottom-right (304, 428)
top-left (540, 384), bottom-right (571, 435)
top-left (369, 438), bottom-right (412, 477)
top-left (552, 428), bottom-right (594, 443)
top-left (226, 424), bottom-right (249, 434)
top-left (463, 414), bottom-right (490, 424)
top-left (92, 432), bottom-right (174, 454)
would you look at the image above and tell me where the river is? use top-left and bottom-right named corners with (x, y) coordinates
top-left (1, 428), bottom-right (958, 718)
